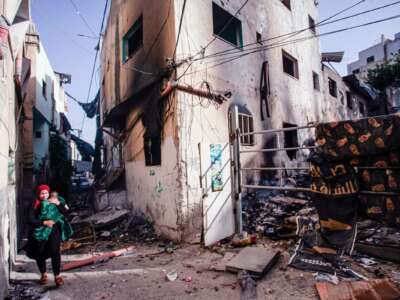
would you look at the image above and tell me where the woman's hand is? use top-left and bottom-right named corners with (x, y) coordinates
top-left (43, 220), bottom-right (55, 228)
top-left (48, 198), bottom-right (60, 206)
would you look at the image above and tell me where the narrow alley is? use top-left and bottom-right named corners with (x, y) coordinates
top-left (1, 0), bottom-right (400, 299)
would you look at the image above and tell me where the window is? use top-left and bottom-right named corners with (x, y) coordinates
top-left (328, 77), bottom-right (337, 98)
top-left (346, 92), bottom-right (353, 109)
top-left (309, 15), bottom-right (316, 34)
top-left (212, 3), bottom-right (243, 47)
top-left (312, 71), bottom-right (320, 91)
top-left (339, 91), bottom-right (344, 105)
top-left (282, 50), bottom-right (299, 79)
top-left (42, 80), bottom-right (47, 99)
top-left (256, 32), bottom-right (262, 44)
top-left (239, 114), bottom-right (254, 146)
top-left (122, 15), bottom-right (143, 63)
top-left (144, 135), bottom-right (161, 166)
top-left (35, 131), bottom-right (42, 138)
top-left (281, 0), bottom-right (291, 10)
top-left (283, 123), bottom-right (298, 160)
top-left (366, 56), bottom-right (375, 64)
top-left (359, 102), bottom-right (365, 115)
top-left (352, 68), bottom-right (360, 74)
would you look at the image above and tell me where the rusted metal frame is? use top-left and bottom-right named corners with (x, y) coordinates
top-left (241, 146), bottom-right (317, 153)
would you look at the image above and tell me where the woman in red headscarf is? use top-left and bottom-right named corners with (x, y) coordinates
top-left (24, 184), bottom-right (70, 286)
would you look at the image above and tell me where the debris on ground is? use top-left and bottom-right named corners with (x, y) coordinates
top-left (238, 271), bottom-right (257, 300)
top-left (315, 279), bottom-right (400, 300)
top-left (226, 247), bottom-right (280, 278)
top-left (231, 232), bottom-right (257, 247)
top-left (242, 185), bottom-right (316, 240)
top-left (314, 273), bottom-right (339, 285)
top-left (166, 270), bottom-right (178, 282)
top-left (83, 208), bottom-right (130, 229)
top-left (6, 282), bottom-right (47, 300)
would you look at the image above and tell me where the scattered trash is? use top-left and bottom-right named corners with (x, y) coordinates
top-left (184, 276), bottom-right (192, 283)
top-left (166, 271), bottom-right (178, 282)
top-left (83, 209), bottom-right (130, 229)
top-left (100, 231), bottom-right (111, 238)
top-left (231, 232), bottom-right (257, 247)
top-left (238, 271), bottom-right (257, 300)
top-left (359, 257), bottom-right (377, 267)
top-left (314, 273), bottom-right (339, 285)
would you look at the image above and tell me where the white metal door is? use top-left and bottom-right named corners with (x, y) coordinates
top-left (200, 142), bottom-right (235, 246)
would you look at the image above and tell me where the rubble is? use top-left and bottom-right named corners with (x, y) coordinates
top-left (242, 185), bottom-right (316, 240)
top-left (83, 208), bottom-right (130, 229)
top-left (315, 279), bottom-right (400, 300)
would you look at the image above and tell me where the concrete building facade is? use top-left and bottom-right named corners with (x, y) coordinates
top-left (348, 32), bottom-right (400, 112)
top-left (99, 0), bottom-right (371, 244)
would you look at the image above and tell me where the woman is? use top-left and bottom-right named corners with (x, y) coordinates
top-left (24, 185), bottom-right (73, 286)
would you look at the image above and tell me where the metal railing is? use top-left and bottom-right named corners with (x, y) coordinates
top-left (230, 109), bottom-right (399, 233)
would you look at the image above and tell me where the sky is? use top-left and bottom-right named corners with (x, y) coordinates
top-left (31, 0), bottom-right (400, 144)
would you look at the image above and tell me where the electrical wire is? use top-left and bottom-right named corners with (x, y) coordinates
top-left (173, 0), bottom-right (188, 58)
top-left (32, 3), bottom-right (94, 55)
top-left (80, 0), bottom-right (110, 133)
top-left (189, 0), bottom-right (400, 64)
top-left (67, 0), bottom-right (97, 37)
top-left (180, 14), bottom-right (400, 78)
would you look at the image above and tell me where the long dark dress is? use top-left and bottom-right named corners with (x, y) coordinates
top-left (24, 202), bottom-right (69, 260)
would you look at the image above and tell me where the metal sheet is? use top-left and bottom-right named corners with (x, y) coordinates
top-left (200, 142), bottom-right (235, 246)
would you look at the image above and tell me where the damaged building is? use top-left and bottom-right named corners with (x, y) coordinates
top-left (98, 0), bottom-right (373, 244)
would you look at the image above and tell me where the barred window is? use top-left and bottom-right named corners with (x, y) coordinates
top-left (239, 114), bottom-right (254, 146)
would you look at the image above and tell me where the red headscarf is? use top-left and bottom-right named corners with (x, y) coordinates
top-left (34, 184), bottom-right (50, 210)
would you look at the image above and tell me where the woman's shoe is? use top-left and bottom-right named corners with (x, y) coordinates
top-left (39, 273), bottom-right (48, 285)
top-left (55, 275), bottom-right (64, 286)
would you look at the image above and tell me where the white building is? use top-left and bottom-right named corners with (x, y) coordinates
top-left (348, 32), bottom-right (400, 112)
top-left (100, 0), bottom-right (372, 244)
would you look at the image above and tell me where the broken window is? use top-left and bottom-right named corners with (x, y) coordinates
top-left (309, 15), bottom-right (316, 34)
top-left (346, 92), bottom-right (353, 109)
top-left (42, 80), bottom-right (47, 100)
top-left (282, 50), bottom-right (299, 79)
top-left (281, 0), bottom-right (291, 10)
top-left (212, 2), bottom-right (243, 47)
top-left (122, 15), bottom-right (143, 63)
top-left (239, 114), bottom-right (254, 146)
top-left (283, 123), bottom-right (298, 160)
top-left (312, 71), bottom-right (320, 91)
top-left (144, 135), bottom-right (161, 166)
top-left (35, 131), bottom-right (42, 138)
top-left (256, 32), bottom-right (262, 44)
top-left (328, 77), bottom-right (337, 98)
top-left (366, 55), bottom-right (375, 64)
top-left (359, 102), bottom-right (365, 115)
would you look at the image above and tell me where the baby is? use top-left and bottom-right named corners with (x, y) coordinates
top-left (49, 191), bottom-right (70, 211)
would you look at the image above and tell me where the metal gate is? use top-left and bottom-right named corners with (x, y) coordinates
top-left (230, 106), bottom-right (399, 234)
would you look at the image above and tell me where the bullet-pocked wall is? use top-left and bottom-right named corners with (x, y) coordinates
top-left (100, 0), bottom-right (185, 240)
top-left (173, 0), bottom-right (324, 231)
